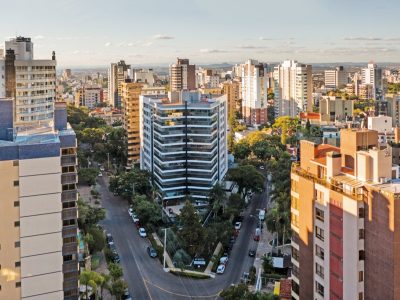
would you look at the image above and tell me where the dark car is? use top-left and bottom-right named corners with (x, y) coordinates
top-left (147, 246), bottom-right (158, 258)
top-left (248, 249), bottom-right (256, 257)
top-left (106, 233), bottom-right (114, 245)
top-left (123, 288), bottom-right (132, 300)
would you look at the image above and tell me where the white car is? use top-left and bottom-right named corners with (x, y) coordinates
top-left (100, 166), bottom-right (105, 171)
top-left (138, 228), bottom-right (147, 238)
top-left (234, 222), bottom-right (242, 230)
top-left (98, 172), bottom-right (103, 177)
top-left (219, 255), bottom-right (229, 265)
top-left (128, 208), bottom-right (133, 217)
top-left (259, 165), bottom-right (265, 170)
top-left (216, 264), bottom-right (225, 274)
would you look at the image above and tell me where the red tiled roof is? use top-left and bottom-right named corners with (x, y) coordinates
top-left (300, 112), bottom-right (320, 120)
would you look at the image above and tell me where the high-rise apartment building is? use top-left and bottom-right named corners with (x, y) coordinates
top-left (291, 128), bottom-right (400, 300)
top-left (134, 69), bottom-right (155, 86)
top-left (74, 85), bottom-right (103, 109)
top-left (361, 63), bottom-right (383, 100)
top-left (273, 60), bottom-right (312, 112)
top-left (140, 92), bottom-right (228, 203)
top-left (240, 59), bottom-right (269, 125)
top-left (108, 60), bottom-right (131, 108)
top-left (324, 66), bottom-right (347, 89)
top-left (222, 79), bottom-right (241, 121)
top-left (0, 100), bottom-right (79, 299)
top-left (169, 58), bottom-right (196, 92)
top-left (0, 37), bottom-right (57, 125)
top-left (121, 81), bottom-right (144, 167)
top-left (319, 96), bottom-right (353, 123)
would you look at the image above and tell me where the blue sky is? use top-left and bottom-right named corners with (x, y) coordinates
top-left (1, 0), bottom-right (400, 67)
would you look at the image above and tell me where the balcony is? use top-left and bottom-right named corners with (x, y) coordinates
top-left (62, 226), bottom-right (78, 238)
top-left (62, 207), bottom-right (78, 220)
top-left (63, 260), bottom-right (79, 273)
top-left (62, 174), bottom-right (77, 185)
top-left (62, 190), bottom-right (77, 202)
top-left (63, 242), bottom-right (78, 255)
top-left (61, 155), bottom-right (77, 166)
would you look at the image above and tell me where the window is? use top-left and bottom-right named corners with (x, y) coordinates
top-left (291, 196), bottom-right (299, 210)
top-left (13, 180), bottom-right (19, 187)
top-left (291, 214), bottom-right (299, 228)
top-left (15, 241), bottom-right (20, 248)
top-left (292, 247), bottom-right (299, 261)
top-left (63, 255), bottom-right (73, 262)
top-left (15, 261), bottom-right (20, 267)
top-left (316, 245), bottom-right (324, 260)
top-left (13, 160), bottom-right (19, 166)
top-left (316, 208), bottom-right (324, 222)
top-left (359, 207), bottom-right (365, 218)
top-left (63, 219), bottom-right (76, 227)
top-left (14, 201), bottom-right (19, 207)
top-left (316, 281), bottom-right (324, 296)
top-left (15, 282), bottom-right (21, 288)
top-left (359, 292), bottom-right (364, 300)
top-left (316, 190), bottom-right (324, 203)
top-left (359, 250), bottom-right (365, 261)
top-left (62, 201), bottom-right (76, 209)
top-left (316, 226), bottom-right (324, 241)
top-left (291, 179), bottom-right (299, 193)
top-left (63, 236), bottom-right (77, 244)
top-left (316, 263), bottom-right (324, 279)
top-left (359, 229), bottom-right (365, 240)
top-left (14, 221), bottom-right (20, 227)
top-left (359, 271), bottom-right (364, 282)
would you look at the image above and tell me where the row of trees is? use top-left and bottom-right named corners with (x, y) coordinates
top-left (220, 283), bottom-right (279, 300)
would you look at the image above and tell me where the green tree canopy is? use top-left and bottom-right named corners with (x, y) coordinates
top-left (228, 165), bottom-right (264, 198)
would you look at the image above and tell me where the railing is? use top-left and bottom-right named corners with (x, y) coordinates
top-left (62, 208), bottom-right (78, 220)
top-left (63, 261), bottom-right (79, 273)
top-left (61, 155), bottom-right (77, 166)
top-left (62, 174), bottom-right (77, 184)
top-left (62, 226), bottom-right (78, 237)
top-left (291, 163), bottom-right (364, 201)
top-left (63, 242), bottom-right (78, 255)
top-left (63, 277), bottom-right (79, 290)
top-left (61, 190), bottom-right (78, 202)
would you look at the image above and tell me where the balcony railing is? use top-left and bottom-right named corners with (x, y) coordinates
top-left (62, 208), bottom-right (78, 220)
top-left (63, 242), bottom-right (78, 255)
top-left (61, 155), bottom-right (77, 166)
top-left (63, 261), bottom-right (79, 273)
top-left (61, 190), bottom-right (78, 202)
top-left (62, 226), bottom-right (78, 238)
top-left (62, 174), bottom-right (77, 185)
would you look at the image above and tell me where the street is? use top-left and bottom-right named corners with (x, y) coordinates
top-left (96, 174), bottom-right (270, 300)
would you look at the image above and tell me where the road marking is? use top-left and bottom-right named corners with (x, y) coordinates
top-left (143, 279), bottom-right (222, 299)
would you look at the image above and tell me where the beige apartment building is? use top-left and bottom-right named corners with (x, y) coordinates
top-left (0, 100), bottom-right (79, 300)
top-left (121, 81), bottom-right (144, 167)
top-left (222, 80), bottom-right (241, 121)
top-left (291, 128), bottom-right (400, 300)
top-left (169, 58), bottom-right (196, 92)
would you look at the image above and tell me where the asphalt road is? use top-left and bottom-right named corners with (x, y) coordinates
top-left (97, 174), bottom-right (270, 300)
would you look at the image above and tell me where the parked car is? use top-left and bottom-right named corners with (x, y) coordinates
top-left (248, 249), bottom-right (256, 257)
top-left (192, 258), bottom-right (207, 268)
top-left (241, 272), bottom-right (249, 283)
top-left (253, 234), bottom-right (260, 242)
top-left (100, 166), bottom-right (105, 172)
top-left (216, 264), bottom-right (226, 274)
top-left (98, 172), bottom-right (103, 177)
top-left (234, 222), bottom-right (242, 230)
top-left (138, 228), bottom-right (147, 238)
top-left (219, 253), bottom-right (229, 265)
top-left (259, 165), bottom-right (265, 170)
top-left (132, 213), bottom-right (139, 223)
top-left (106, 233), bottom-right (114, 246)
top-left (128, 208), bottom-right (134, 217)
top-left (147, 246), bottom-right (158, 258)
top-left (123, 289), bottom-right (132, 300)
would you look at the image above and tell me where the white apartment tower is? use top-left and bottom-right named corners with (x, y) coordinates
top-left (273, 60), bottom-right (312, 112)
top-left (240, 59), bottom-right (269, 125)
top-left (324, 66), bottom-right (347, 89)
top-left (108, 60), bottom-right (131, 108)
top-left (2, 37), bottom-right (57, 125)
top-left (361, 63), bottom-right (382, 100)
top-left (140, 92), bottom-right (228, 203)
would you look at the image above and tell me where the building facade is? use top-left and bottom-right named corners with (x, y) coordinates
top-left (319, 96), bottom-right (353, 123)
top-left (140, 92), bottom-right (228, 203)
top-left (0, 100), bottom-right (79, 299)
top-left (2, 37), bottom-right (56, 125)
top-left (291, 128), bottom-right (400, 300)
top-left (108, 60), bottom-right (131, 108)
top-left (222, 80), bottom-right (241, 121)
top-left (324, 66), bottom-right (347, 89)
top-left (273, 60), bottom-right (312, 112)
top-left (240, 59), bottom-right (269, 126)
top-left (169, 58), bottom-right (196, 92)
top-left (74, 86), bottom-right (103, 109)
top-left (361, 63), bottom-right (382, 100)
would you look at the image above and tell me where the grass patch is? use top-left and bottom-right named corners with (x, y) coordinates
top-left (148, 235), bottom-right (164, 264)
top-left (91, 253), bottom-right (101, 270)
top-left (170, 270), bottom-right (210, 279)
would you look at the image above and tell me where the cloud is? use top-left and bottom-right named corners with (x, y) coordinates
top-left (72, 50), bottom-right (80, 54)
top-left (259, 36), bottom-right (273, 41)
top-left (142, 41), bottom-right (154, 47)
top-left (200, 48), bottom-right (229, 53)
top-left (153, 34), bottom-right (174, 40)
top-left (104, 42), bottom-right (111, 47)
top-left (34, 35), bottom-right (45, 40)
top-left (344, 37), bottom-right (382, 41)
top-left (237, 45), bottom-right (267, 49)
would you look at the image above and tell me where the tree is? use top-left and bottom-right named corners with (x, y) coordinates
top-left (109, 169), bottom-right (152, 199)
top-left (80, 270), bottom-right (103, 300)
top-left (110, 279), bottom-right (128, 299)
top-left (273, 116), bottom-right (299, 145)
top-left (108, 263), bottom-right (123, 281)
top-left (233, 140), bottom-right (251, 160)
top-left (86, 227), bottom-right (106, 254)
top-left (134, 195), bottom-right (162, 227)
top-left (78, 200), bottom-right (106, 232)
top-left (226, 193), bottom-right (245, 217)
top-left (209, 183), bottom-right (227, 218)
top-left (262, 255), bottom-right (274, 275)
top-left (228, 165), bottom-right (264, 198)
top-left (99, 273), bottom-right (111, 300)
top-left (78, 168), bottom-right (99, 186)
top-left (220, 284), bottom-right (249, 300)
top-left (80, 128), bottom-right (106, 147)
top-left (177, 201), bottom-right (206, 256)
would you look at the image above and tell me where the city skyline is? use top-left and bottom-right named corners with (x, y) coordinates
top-left (1, 0), bottom-right (400, 67)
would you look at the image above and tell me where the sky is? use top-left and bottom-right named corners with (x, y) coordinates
top-left (1, 0), bottom-right (400, 67)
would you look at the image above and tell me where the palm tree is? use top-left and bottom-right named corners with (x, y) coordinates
top-left (99, 273), bottom-right (111, 300)
top-left (209, 183), bottom-right (227, 218)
